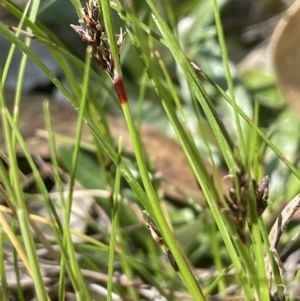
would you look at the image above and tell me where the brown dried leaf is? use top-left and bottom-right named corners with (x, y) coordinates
top-left (271, 0), bottom-right (300, 117)
top-left (264, 194), bottom-right (300, 299)
top-left (269, 194), bottom-right (300, 250)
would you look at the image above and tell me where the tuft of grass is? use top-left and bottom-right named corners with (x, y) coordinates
top-left (0, 0), bottom-right (299, 300)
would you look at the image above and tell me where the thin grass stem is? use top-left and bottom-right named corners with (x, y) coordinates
top-left (107, 138), bottom-right (122, 301)
top-left (43, 104), bottom-right (88, 300)
top-left (211, 0), bottom-right (246, 161)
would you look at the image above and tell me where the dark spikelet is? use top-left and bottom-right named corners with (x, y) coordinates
top-left (143, 211), bottom-right (179, 272)
top-left (70, 0), bottom-right (125, 79)
top-left (219, 164), bottom-right (269, 244)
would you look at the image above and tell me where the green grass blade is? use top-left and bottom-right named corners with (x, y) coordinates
top-left (64, 49), bottom-right (93, 300)
top-left (43, 103), bottom-right (91, 301)
top-left (203, 73), bottom-right (300, 180)
top-left (145, 0), bottom-right (236, 173)
top-left (107, 138), bottom-right (122, 301)
top-left (126, 16), bottom-right (252, 298)
top-left (12, 0), bottom-right (40, 149)
top-left (211, 0), bottom-right (246, 160)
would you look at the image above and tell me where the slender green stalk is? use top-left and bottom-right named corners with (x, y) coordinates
top-left (43, 104), bottom-right (81, 297)
top-left (211, 0), bottom-right (246, 161)
top-left (12, 0), bottom-right (40, 151)
top-left (62, 48), bottom-right (92, 301)
top-left (43, 104), bottom-right (90, 301)
top-left (43, 102), bottom-right (65, 209)
top-left (107, 138), bottom-right (122, 301)
top-left (248, 101), bottom-right (270, 300)
top-left (64, 49), bottom-right (90, 233)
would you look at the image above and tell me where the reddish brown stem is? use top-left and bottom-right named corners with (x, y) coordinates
top-left (113, 76), bottom-right (128, 105)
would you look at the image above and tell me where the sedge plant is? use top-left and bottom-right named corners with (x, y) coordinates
top-left (1, 0), bottom-right (299, 300)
